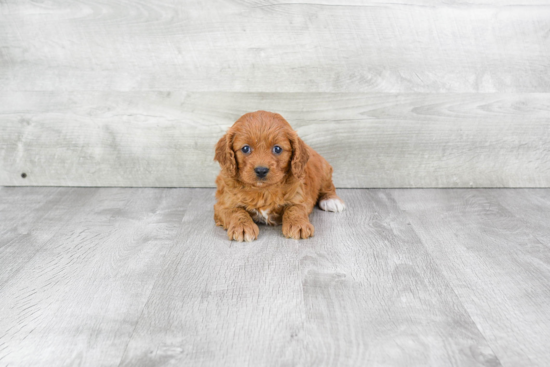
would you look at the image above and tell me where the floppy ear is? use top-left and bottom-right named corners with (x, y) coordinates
top-left (214, 132), bottom-right (237, 177)
top-left (289, 132), bottom-right (309, 179)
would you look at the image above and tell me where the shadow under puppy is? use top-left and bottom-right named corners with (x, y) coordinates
top-left (214, 111), bottom-right (345, 241)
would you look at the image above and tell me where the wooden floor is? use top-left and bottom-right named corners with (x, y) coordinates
top-left (1, 188), bottom-right (549, 367)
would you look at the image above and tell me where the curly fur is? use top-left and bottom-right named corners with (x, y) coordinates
top-left (214, 111), bottom-right (345, 241)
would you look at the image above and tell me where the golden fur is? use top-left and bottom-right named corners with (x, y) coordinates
top-left (214, 111), bottom-right (344, 241)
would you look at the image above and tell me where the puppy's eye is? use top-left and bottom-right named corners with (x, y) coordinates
top-left (272, 145), bottom-right (283, 155)
top-left (241, 145), bottom-right (251, 154)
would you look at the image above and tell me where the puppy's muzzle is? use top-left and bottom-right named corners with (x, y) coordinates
top-left (254, 166), bottom-right (269, 179)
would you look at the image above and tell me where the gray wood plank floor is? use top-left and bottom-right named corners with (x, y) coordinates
top-left (1, 187), bottom-right (549, 366)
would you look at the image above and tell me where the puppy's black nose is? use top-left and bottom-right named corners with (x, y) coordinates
top-left (254, 166), bottom-right (269, 178)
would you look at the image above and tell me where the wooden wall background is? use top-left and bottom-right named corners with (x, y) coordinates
top-left (1, 0), bottom-right (549, 187)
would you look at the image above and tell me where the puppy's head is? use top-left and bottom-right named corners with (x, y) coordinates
top-left (215, 111), bottom-right (309, 186)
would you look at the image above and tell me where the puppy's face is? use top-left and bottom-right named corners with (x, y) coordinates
top-left (215, 111), bottom-right (309, 186)
top-left (232, 123), bottom-right (292, 186)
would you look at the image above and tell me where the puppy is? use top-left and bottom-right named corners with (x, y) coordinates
top-left (214, 111), bottom-right (345, 241)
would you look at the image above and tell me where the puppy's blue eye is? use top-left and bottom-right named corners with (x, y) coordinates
top-left (272, 145), bottom-right (282, 155)
top-left (241, 145), bottom-right (251, 154)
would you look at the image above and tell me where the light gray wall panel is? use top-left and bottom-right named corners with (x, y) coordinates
top-left (1, 1), bottom-right (549, 92)
top-left (1, 0), bottom-right (549, 187)
top-left (1, 92), bottom-right (548, 187)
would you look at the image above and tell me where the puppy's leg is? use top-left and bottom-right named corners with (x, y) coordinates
top-left (317, 168), bottom-right (346, 213)
top-left (215, 205), bottom-right (259, 242)
top-left (282, 205), bottom-right (314, 240)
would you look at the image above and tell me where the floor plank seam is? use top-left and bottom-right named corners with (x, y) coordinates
top-left (387, 190), bottom-right (505, 367)
top-left (116, 190), bottom-right (196, 366)
top-left (3, 188), bottom-right (550, 366)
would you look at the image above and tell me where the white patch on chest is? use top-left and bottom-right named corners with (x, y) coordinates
top-left (250, 208), bottom-right (280, 225)
top-left (260, 209), bottom-right (270, 221)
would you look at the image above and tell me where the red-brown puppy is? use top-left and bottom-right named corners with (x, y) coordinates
top-left (214, 111), bottom-right (345, 241)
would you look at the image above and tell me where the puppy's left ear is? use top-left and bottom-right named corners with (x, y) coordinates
top-left (289, 132), bottom-right (309, 179)
top-left (214, 132), bottom-right (237, 177)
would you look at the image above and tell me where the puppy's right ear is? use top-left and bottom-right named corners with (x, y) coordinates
top-left (214, 133), bottom-right (237, 177)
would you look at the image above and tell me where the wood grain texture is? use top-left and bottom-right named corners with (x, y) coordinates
top-left (2, 0), bottom-right (549, 188)
top-left (0, 188), bottom-right (193, 366)
top-left (4, 187), bottom-right (550, 365)
top-left (0, 187), bottom-right (61, 236)
top-left (487, 189), bottom-right (550, 245)
top-left (1, 0), bottom-right (549, 92)
top-left (1, 92), bottom-right (549, 187)
top-left (117, 189), bottom-right (499, 366)
top-left (393, 189), bottom-right (550, 367)
top-left (0, 187), bottom-right (97, 287)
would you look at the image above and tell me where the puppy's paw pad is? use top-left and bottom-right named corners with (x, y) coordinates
top-left (228, 222), bottom-right (259, 242)
top-left (319, 198), bottom-right (346, 212)
top-left (283, 221), bottom-right (315, 240)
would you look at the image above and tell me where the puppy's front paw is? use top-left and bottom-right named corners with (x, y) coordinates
top-left (227, 221), bottom-right (259, 242)
top-left (283, 220), bottom-right (314, 240)
top-left (319, 198), bottom-right (346, 212)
